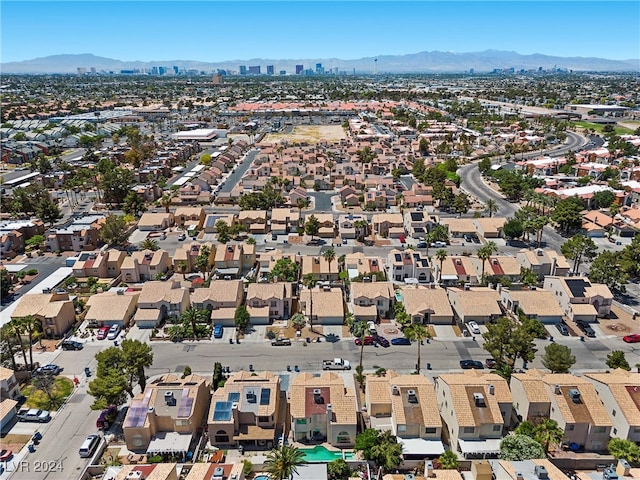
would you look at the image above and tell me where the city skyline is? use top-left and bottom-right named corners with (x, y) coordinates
top-left (1, 1), bottom-right (639, 64)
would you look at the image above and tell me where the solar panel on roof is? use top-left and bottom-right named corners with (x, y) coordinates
top-left (212, 401), bottom-right (233, 421)
top-left (565, 279), bottom-right (588, 297)
top-left (178, 397), bottom-right (193, 417)
top-left (260, 388), bottom-right (271, 406)
top-left (228, 392), bottom-right (240, 402)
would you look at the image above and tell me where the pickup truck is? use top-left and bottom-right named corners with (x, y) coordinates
top-left (271, 338), bottom-right (291, 346)
top-left (322, 358), bottom-right (351, 370)
top-left (17, 408), bottom-right (51, 423)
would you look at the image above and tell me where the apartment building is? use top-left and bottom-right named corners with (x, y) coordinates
top-left (45, 215), bottom-right (104, 252)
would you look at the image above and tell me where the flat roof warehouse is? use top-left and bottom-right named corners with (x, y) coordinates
top-left (171, 129), bottom-right (217, 141)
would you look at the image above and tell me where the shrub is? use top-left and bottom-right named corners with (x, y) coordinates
top-left (182, 366), bottom-right (192, 378)
top-left (242, 459), bottom-right (253, 475)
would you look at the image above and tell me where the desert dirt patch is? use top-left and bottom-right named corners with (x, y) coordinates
top-left (266, 324), bottom-right (323, 340)
top-left (263, 125), bottom-right (347, 144)
top-left (598, 305), bottom-right (638, 337)
top-left (1, 433), bottom-right (32, 452)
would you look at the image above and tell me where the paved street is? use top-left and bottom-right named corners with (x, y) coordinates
top-left (217, 149), bottom-right (260, 193)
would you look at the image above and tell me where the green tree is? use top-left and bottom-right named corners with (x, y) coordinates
top-left (181, 308), bottom-right (208, 339)
top-left (263, 445), bottom-right (307, 480)
top-left (485, 198), bottom-right (499, 218)
top-left (102, 167), bottom-right (135, 205)
top-left (561, 234), bottom-right (598, 274)
top-left (25, 234), bottom-right (45, 249)
top-left (482, 317), bottom-right (537, 380)
top-left (200, 153), bottom-right (212, 165)
top-left (541, 343), bottom-right (576, 373)
top-left (302, 273), bottom-right (318, 331)
top-left (514, 421), bottom-right (536, 438)
top-left (140, 239), bottom-right (159, 251)
top-left (305, 214), bottom-right (320, 239)
top-left (215, 220), bottom-right (230, 244)
top-left (503, 218), bottom-right (524, 241)
top-left (1, 269), bottom-right (12, 300)
top-left (36, 198), bottom-right (62, 227)
top-left (100, 215), bottom-right (129, 247)
top-left (354, 429), bottom-right (402, 472)
top-left (534, 419), bottom-right (564, 453)
top-left (404, 323), bottom-right (430, 374)
top-left (592, 190), bottom-right (616, 209)
top-left (453, 193), bottom-right (471, 214)
top-left (437, 450), bottom-right (460, 470)
top-left (608, 438), bottom-right (640, 463)
top-left (606, 350), bottom-right (631, 371)
top-left (196, 245), bottom-right (212, 278)
top-left (620, 234), bottom-right (640, 278)
top-left (269, 258), bottom-right (300, 282)
top-left (234, 305), bottom-right (250, 332)
top-left (499, 434), bottom-right (545, 460)
top-left (590, 251), bottom-right (629, 292)
top-left (478, 157), bottom-right (492, 175)
top-left (477, 241), bottom-right (498, 282)
top-left (327, 459), bottom-right (352, 480)
top-left (351, 318), bottom-right (369, 389)
top-left (551, 196), bottom-right (584, 234)
top-left (122, 191), bottom-right (147, 217)
top-left (290, 313), bottom-right (306, 330)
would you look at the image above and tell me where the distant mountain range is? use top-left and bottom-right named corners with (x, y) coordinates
top-left (2, 50), bottom-right (639, 74)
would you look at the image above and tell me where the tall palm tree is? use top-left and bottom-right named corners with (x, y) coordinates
top-left (196, 244), bottom-right (211, 278)
top-left (6, 318), bottom-right (29, 369)
top-left (21, 316), bottom-right (41, 369)
top-left (404, 323), bottom-right (430, 374)
top-left (435, 249), bottom-right (447, 283)
top-left (323, 248), bottom-right (336, 278)
top-left (485, 199), bottom-right (498, 218)
top-left (352, 319), bottom-right (369, 390)
top-left (302, 273), bottom-right (318, 332)
top-left (0, 325), bottom-right (19, 371)
top-left (477, 241), bottom-right (498, 283)
top-left (534, 418), bottom-right (564, 453)
top-left (161, 193), bottom-right (172, 213)
top-left (264, 444), bottom-right (307, 480)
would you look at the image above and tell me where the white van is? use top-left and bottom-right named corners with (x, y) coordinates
top-left (79, 434), bottom-right (100, 458)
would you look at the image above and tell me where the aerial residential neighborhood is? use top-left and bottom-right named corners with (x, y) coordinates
top-left (1, 18), bottom-right (640, 480)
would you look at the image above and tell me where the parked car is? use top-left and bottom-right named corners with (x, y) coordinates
top-left (178, 233), bottom-right (186, 241)
top-left (575, 320), bottom-right (596, 338)
top-left (431, 241), bottom-right (447, 248)
top-left (391, 337), bottom-right (411, 346)
top-left (623, 333), bottom-right (640, 343)
top-left (604, 468), bottom-right (619, 480)
top-left (17, 408), bottom-right (51, 423)
top-left (399, 235), bottom-right (406, 243)
top-left (0, 449), bottom-right (13, 461)
top-left (467, 321), bottom-right (481, 335)
top-left (555, 322), bottom-right (569, 336)
top-left (61, 340), bottom-right (84, 350)
top-left (96, 326), bottom-right (109, 340)
top-left (376, 336), bottom-right (390, 348)
top-left (213, 324), bottom-right (224, 339)
top-left (485, 358), bottom-right (497, 369)
top-left (355, 336), bottom-right (374, 346)
top-left (271, 338), bottom-right (292, 346)
top-left (460, 359), bottom-right (484, 370)
top-left (34, 364), bottom-right (62, 376)
top-left (416, 242), bottom-right (427, 249)
top-left (106, 324), bottom-right (121, 340)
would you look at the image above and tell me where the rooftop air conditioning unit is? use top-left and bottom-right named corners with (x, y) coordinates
top-left (407, 390), bottom-right (418, 404)
top-left (407, 389), bottom-right (416, 396)
top-left (569, 389), bottom-right (581, 403)
top-left (425, 461), bottom-right (434, 478)
top-left (126, 471), bottom-right (143, 480)
top-left (488, 384), bottom-right (495, 395)
top-left (515, 473), bottom-right (524, 480)
top-left (313, 389), bottom-right (322, 395)
top-left (473, 393), bottom-right (485, 406)
top-left (534, 464), bottom-right (549, 479)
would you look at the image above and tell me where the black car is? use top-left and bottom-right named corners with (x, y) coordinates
top-left (460, 359), bottom-right (484, 370)
top-left (575, 320), bottom-right (596, 338)
top-left (61, 340), bottom-right (84, 350)
top-left (555, 322), bottom-right (569, 336)
top-left (376, 336), bottom-right (390, 348)
top-left (416, 242), bottom-right (428, 249)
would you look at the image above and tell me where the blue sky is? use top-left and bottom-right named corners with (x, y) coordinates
top-left (2, 1), bottom-right (639, 63)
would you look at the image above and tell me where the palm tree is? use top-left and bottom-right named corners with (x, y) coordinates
top-left (404, 323), bottom-right (430, 374)
top-left (323, 248), bottom-right (336, 278)
top-left (6, 318), bottom-right (29, 369)
top-left (534, 419), bottom-right (564, 454)
top-left (437, 450), bottom-right (460, 470)
top-left (263, 444), bottom-right (307, 480)
top-left (296, 197), bottom-right (309, 217)
top-left (181, 308), bottom-right (205, 338)
top-left (21, 316), bottom-right (41, 369)
top-left (352, 319), bottom-right (369, 390)
top-left (485, 198), bottom-right (499, 218)
top-left (140, 238), bottom-right (159, 251)
top-left (477, 241), bottom-right (498, 283)
top-left (0, 325), bottom-right (19, 371)
top-left (161, 193), bottom-right (172, 213)
top-left (196, 244), bottom-right (211, 278)
top-left (302, 273), bottom-right (318, 332)
top-left (435, 249), bottom-right (447, 283)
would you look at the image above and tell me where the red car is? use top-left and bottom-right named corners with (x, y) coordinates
top-left (623, 333), bottom-right (640, 343)
top-left (355, 336), bottom-right (374, 346)
top-left (399, 235), bottom-right (406, 243)
top-left (0, 449), bottom-right (13, 461)
top-left (96, 326), bottom-right (110, 340)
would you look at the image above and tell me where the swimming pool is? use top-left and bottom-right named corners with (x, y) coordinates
top-left (299, 445), bottom-right (356, 462)
top-left (254, 475), bottom-right (271, 480)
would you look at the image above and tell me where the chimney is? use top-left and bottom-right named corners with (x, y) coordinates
top-left (554, 384), bottom-right (561, 395)
top-left (392, 385), bottom-right (400, 396)
top-left (488, 384), bottom-right (495, 395)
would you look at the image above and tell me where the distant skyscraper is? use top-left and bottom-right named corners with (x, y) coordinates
top-left (266, 65), bottom-right (274, 75)
top-left (315, 63), bottom-right (324, 75)
top-left (90, 67), bottom-right (96, 74)
top-left (239, 65), bottom-right (247, 75)
top-left (77, 67), bottom-right (86, 75)
top-left (295, 64), bottom-right (304, 75)
top-left (173, 66), bottom-right (179, 74)
top-left (158, 66), bottom-right (166, 75)
top-left (279, 70), bottom-right (286, 76)
top-left (212, 74), bottom-right (223, 85)
top-left (248, 65), bottom-right (261, 74)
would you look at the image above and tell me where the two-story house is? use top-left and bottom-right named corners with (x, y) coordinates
top-left (499, 287), bottom-right (564, 324)
top-left (11, 291), bottom-right (75, 338)
top-left (173, 242), bottom-right (215, 273)
top-left (387, 249), bottom-right (433, 283)
top-left (238, 210), bottom-right (268, 234)
top-left (516, 249), bottom-right (571, 280)
top-left (208, 371), bottom-right (281, 449)
top-left (338, 214), bottom-right (368, 240)
top-left (85, 291), bottom-right (139, 328)
top-left (174, 207), bottom-right (205, 230)
top-left (191, 280), bottom-right (244, 327)
top-left (510, 370), bottom-right (612, 451)
top-left (372, 213), bottom-right (405, 238)
top-left (543, 276), bottom-right (613, 321)
top-left (121, 249), bottom-right (172, 283)
top-left (289, 372), bottom-right (358, 447)
top-left (299, 287), bottom-right (344, 325)
top-left (245, 282), bottom-right (294, 324)
top-left (214, 244), bottom-right (256, 278)
top-left (435, 370), bottom-right (513, 458)
top-left (344, 253), bottom-right (385, 280)
top-left (123, 374), bottom-right (210, 454)
top-left (447, 286), bottom-right (502, 325)
top-left (0, 367), bottom-right (21, 400)
top-left (301, 255), bottom-right (340, 282)
top-left (366, 371), bottom-right (445, 459)
top-left (438, 256), bottom-right (478, 287)
top-left (270, 208), bottom-right (300, 235)
top-left (351, 282), bottom-right (394, 322)
top-left (134, 281), bottom-right (190, 328)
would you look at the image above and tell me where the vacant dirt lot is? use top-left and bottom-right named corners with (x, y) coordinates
top-left (263, 125), bottom-right (347, 144)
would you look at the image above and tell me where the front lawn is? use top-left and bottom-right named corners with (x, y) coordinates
top-left (22, 377), bottom-right (74, 410)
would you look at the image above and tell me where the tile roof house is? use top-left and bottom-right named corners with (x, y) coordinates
top-left (137, 212), bottom-right (175, 231)
top-left (372, 213), bottom-right (405, 238)
top-left (121, 249), bottom-right (172, 283)
top-left (173, 242), bottom-right (215, 274)
top-left (404, 211), bottom-right (438, 239)
top-left (202, 213), bottom-right (236, 234)
top-left (495, 459), bottom-right (569, 480)
top-left (270, 208), bottom-right (300, 235)
top-left (113, 464), bottom-right (179, 480)
top-left (472, 255), bottom-right (522, 283)
top-left (85, 291), bottom-right (139, 328)
top-left (174, 207), bottom-right (205, 230)
top-left (510, 370), bottom-right (612, 451)
top-left (344, 253), bottom-right (385, 280)
top-left (387, 249), bottom-right (433, 284)
top-left (499, 287), bottom-right (564, 324)
top-left (474, 217), bottom-right (506, 238)
top-left (542, 276), bottom-right (613, 321)
top-left (351, 282), bottom-right (395, 321)
top-left (366, 371), bottom-right (445, 459)
top-left (584, 369), bottom-right (640, 442)
top-left (245, 282), bottom-right (294, 324)
top-left (184, 463), bottom-right (245, 480)
top-left (308, 213), bottom-right (336, 238)
top-left (238, 210), bottom-right (268, 234)
top-left (399, 285), bottom-right (454, 325)
top-left (123, 374), bottom-right (210, 454)
top-left (437, 256), bottom-right (478, 286)
top-left (301, 254), bottom-right (340, 282)
top-left (447, 287), bottom-right (502, 324)
top-left (289, 372), bottom-right (358, 447)
top-left (191, 280), bottom-right (244, 327)
top-left (516, 249), bottom-right (571, 280)
top-left (72, 249), bottom-right (126, 279)
top-left (134, 281), bottom-right (190, 328)
top-left (0, 367), bottom-right (21, 400)
top-left (299, 287), bottom-right (344, 325)
top-left (435, 370), bottom-right (513, 458)
top-left (11, 291), bottom-right (75, 338)
top-left (214, 243), bottom-right (256, 278)
top-left (208, 371), bottom-right (281, 449)
top-left (338, 213), bottom-right (368, 239)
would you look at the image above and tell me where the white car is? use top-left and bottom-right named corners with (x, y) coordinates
top-left (107, 324), bottom-right (121, 340)
top-left (467, 321), bottom-right (481, 335)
